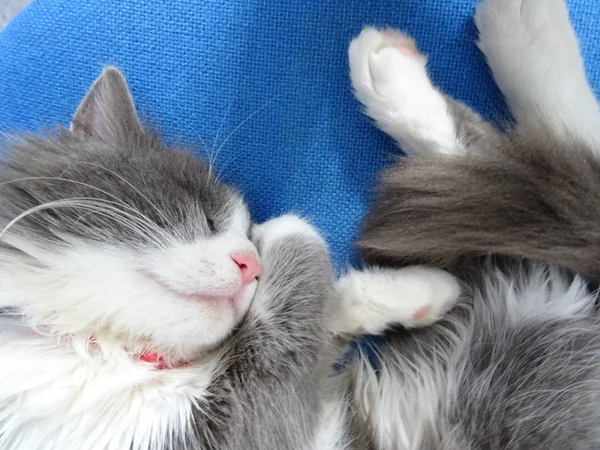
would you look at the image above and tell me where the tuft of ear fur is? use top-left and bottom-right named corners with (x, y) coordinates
top-left (70, 67), bottom-right (141, 143)
top-left (359, 127), bottom-right (600, 281)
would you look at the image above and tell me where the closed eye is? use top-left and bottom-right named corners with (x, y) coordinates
top-left (206, 216), bottom-right (216, 233)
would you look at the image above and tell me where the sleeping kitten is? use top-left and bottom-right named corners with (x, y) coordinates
top-left (0, 67), bottom-right (342, 450)
top-left (340, 0), bottom-right (600, 448)
top-left (0, 66), bottom-right (460, 450)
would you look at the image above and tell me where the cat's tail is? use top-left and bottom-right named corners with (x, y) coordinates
top-left (360, 128), bottom-right (600, 280)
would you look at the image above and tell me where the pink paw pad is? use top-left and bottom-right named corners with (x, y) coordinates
top-left (382, 29), bottom-right (423, 61)
top-left (412, 305), bottom-right (431, 321)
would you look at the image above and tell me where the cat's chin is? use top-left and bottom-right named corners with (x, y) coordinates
top-left (146, 278), bottom-right (258, 361)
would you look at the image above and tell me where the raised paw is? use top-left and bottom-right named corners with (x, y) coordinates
top-left (349, 27), bottom-right (427, 112)
top-left (474, 0), bottom-right (575, 77)
top-left (251, 214), bottom-right (323, 256)
top-left (348, 27), bottom-right (459, 156)
top-left (331, 266), bottom-right (461, 336)
top-left (472, 0), bottom-right (600, 144)
top-left (475, 0), bottom-right (571, 36)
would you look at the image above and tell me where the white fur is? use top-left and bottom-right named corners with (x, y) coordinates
top-left (474, 0), bottom-right (600, 147)
top-left (313, 373), bottom-right (354, 450)
top-left (333, 266), bottom-right (461, 336)
top-left (0, 201), bottom-right (267, 449)
top-left (352, 345), bottom-right (451, 450)
top-left (252, 214), bottom-right (322, 254)
top-left (0, 332), bottom-right (220, 450)
top-left (349, 27), bottom-right (460, 156)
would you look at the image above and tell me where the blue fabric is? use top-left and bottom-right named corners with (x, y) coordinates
top-left (0, 0), bottom-right (599, 269)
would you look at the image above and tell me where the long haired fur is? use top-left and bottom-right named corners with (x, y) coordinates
top-left (348, 129), bottom-right (600, 448)
top-left (346, 264), bottom-right (600, 450)
top-left (360, 128), bottom-right (600, 280)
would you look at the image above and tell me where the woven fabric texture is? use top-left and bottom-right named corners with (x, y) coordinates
top-left (0, 0), bottom-right (599, 268)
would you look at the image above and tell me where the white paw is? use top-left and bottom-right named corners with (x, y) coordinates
top-left (332, 266), bottom-right (461, 336)
top-left (474, 0), bottom-right (600, 145)
top-left (251, 214), bottom-right (323, 255)
top-left (475, 0), bottom-right (570, 36)
top-left (349, 27), bottom-right (426, 103)
top-left (474, 0), bottom-right (574, 70)
top-left (474, 0), bottom-right (578, 106)
top-left (348, 27), bottom-right (459, 156)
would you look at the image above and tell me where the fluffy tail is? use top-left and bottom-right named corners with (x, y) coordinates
top-left (360, 129), bottom-right (600, 280)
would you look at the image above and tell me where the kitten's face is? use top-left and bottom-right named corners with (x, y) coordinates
top-left (0, 68), bottom-right (260, 359)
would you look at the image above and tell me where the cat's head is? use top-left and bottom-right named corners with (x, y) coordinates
top-left (0, 68), bottom-right (261, 361)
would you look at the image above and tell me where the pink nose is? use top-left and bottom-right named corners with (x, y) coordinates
top-left (231, 251), bottom-right (262, 286)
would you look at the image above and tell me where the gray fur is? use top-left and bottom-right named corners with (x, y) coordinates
top-left (347, 2), bottom-right (600, 449)
top-left (355, 121), bottom-right (600, 448)
top-left (347, 264), bottom-right (600, 450)
top-left (447, 277), bottom-right (600, 449)
top-left (0, 68), bottom-right (336, 450)
top-left (354, 100), bottom-right (600, 450)
top-left (350, 125), bottom-right (600, 449)
top-left (445, 96), bottom-right (505, 152)
top-left (359, 126), bottom-right (600, 281)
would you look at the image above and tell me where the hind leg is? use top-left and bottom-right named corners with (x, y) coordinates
top-left (349, 28), bottom-right (502, 157)
top-left (475, 0), bottom-right (600, 146)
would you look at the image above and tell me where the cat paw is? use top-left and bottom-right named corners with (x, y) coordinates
top-left (472, 0), bottom-right (600, 143)
top-left (475, 0), bottom-right (573, 66)
top-left (349, 27), bottom-right (427, 110)
top-left (475, 0), bottom-right (570, 33)
top-left (349, 27), bottom-right (426, 104)
top-left (252, 214), bottom-right (323, 255)
top-left (332, 266), bottom-right (461, 336)
top-left (348, 27), bottom-right (458, 156)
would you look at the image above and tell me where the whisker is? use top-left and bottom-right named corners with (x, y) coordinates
top-left (189, 127), bottom-right (212, 174)
top-left (0, 198), bottom-right (169, 248)
top-left (214, 97), bottom-right (280, 183)
top-left (0, 177), bottom-right (132, 209)
top-left (79, 206), bottom-right (167, 248)
top-left (210, 102), bottom-right (233, 176)
top-left (215, 150), bottom-right (240, 182)
top-left (72, 198), bottom-right (171, 245)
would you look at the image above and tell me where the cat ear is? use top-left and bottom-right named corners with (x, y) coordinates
top-left (70, 67), bottom-right (141, 142)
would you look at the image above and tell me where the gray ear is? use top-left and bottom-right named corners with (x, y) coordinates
top-left (70, 67), bottom-right (141, 142)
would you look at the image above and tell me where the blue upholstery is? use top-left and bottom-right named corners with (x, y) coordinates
top-left (0, 0), bottom-right (599, 269)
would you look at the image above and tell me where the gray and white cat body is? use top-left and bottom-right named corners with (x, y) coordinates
top-left (339, 0), bottom-right (600, 448)
top-left (0, 65), bottom-right (458, 449)
top-left (3, 0), bottom-right (593, 447)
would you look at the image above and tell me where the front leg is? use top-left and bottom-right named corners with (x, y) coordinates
top-left (331, 266), bottom-right (461, 336)
top-left (186, 215), bottom-right (335, 450)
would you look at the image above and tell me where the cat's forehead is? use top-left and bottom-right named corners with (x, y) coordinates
top-left (0, 132), bottom-right (248, 246)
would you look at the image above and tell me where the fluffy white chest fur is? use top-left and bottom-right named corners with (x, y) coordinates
top-left (0, 317), bottom-right (219, 450)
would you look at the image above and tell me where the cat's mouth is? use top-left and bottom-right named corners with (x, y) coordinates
top-left (138, 270), bottom-right (248, 309)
